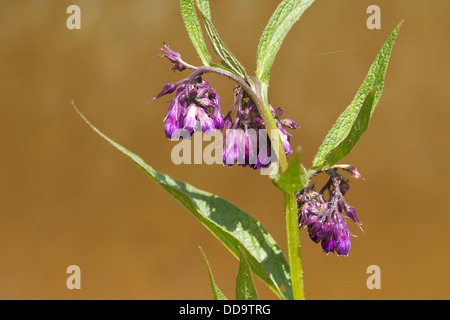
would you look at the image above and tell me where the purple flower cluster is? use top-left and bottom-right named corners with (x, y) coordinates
top-left (153, 44), bottom-right (299, 169)
top-left (153, 45), bottom-right (224, 139)
top-left (297, 167), bottom-right (363, 256)
top-left (153, 77), bottom-right (224, 139)
top-left (222, 86), bottom-right (299, 169)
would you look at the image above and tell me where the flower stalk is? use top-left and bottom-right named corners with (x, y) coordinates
top-left (187, 66), bottom-right (304, 299)
top-left (285, 191), bottom-right (305, 300)
top-left (187, 65), bottom-right (306, 298)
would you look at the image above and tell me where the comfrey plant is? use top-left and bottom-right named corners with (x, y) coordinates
top-left (74, 0), bottom-right (401, 300)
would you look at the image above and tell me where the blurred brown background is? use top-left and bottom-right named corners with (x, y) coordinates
top-left (0, 0), bottom-right (449, 300)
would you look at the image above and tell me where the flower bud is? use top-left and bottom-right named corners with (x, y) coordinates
top-left (160, 43), bottom-right (186, 72)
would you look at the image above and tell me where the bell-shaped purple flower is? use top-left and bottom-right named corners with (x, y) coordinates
top-left (163, 90), bottom-right (183, 138)
top-left (183, 103), bottom-right (198, 133)
top-left (153, 76), bottom-right (224, 140)
top-left (278, 126), bottom-right (293, 154)
top-left (321, 236), bottom-right (335, 254)
top-left (335, 232), bottom-right (351, 256)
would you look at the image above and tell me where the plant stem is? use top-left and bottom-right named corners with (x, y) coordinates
top-left (189, 66), bottom-right (302, 299)
top-left (284, 191), bottom-right (304, 300)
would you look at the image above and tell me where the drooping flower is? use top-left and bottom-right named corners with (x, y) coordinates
top-left (222, 86), bottom-right (299, 169)
top-left (153, 44), bottom-right (298, 168)
top-left (153, 77), bottom-right (224, 139)
top-left (297, 168), bottom-right (363, 256)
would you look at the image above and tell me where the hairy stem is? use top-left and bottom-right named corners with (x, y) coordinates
top-left (285, 192), bottom-right (304, 300)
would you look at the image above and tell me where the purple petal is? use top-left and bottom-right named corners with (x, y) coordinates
top-left (164, 118), bottom-right (181, 140)
top-left (183, 103), bottom-right (197, 134)
top-left (223, 130), bottom-right (238, 166)
top-left (279, 128), bottom-right (293, 154)
top-left (308, 222), bottom-right (323, 243)
top-left (321, 238), bottom-right (335, 254)
top-left (252, 117), bottom-right (264, 127)
top-left (322, 221), bottom-right (334, 242)
top-left (212, 111), bottom-right (224, 130)
top-left (336, 233), bottom-right (351, 256)
top-left (273, 106), bottom-right (283, 117)
top-left (245, 130), bottom-right (258, 165)
top-left (197, 108), bottom-right (215, 133)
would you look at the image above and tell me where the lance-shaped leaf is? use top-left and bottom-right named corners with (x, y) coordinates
top-left (199, 247), bottom-right (228, 300)
top-left (73, 103), bottom-right (292, 300)
top-left (236, 247), bottom-right (258, 300)
top-left (196, 1), bottom-right (248, 81)
top-left (256, 0), bottom-right (315, 84)
top-left (254, 0), bottom-right (315, 171)
top-left (195, 0), bottom-right (211, 20)
top-left (311, 22), bottom-right (402, 172)
top-left (313, 87), bottom-right (378, 171)
top-left (180, 0), bottom-right (211, 66)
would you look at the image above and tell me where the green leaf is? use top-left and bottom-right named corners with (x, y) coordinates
top-left (253, 0), bottom-right (315, 171)
top-left (274, 153), bottom-right (308, 193)
top-left (236, 247), bottom-right (259, 300)
top-left (196, 2), bottom-right (248, 80)
top-left (195, 0), bottom-right (211, 20)
top-left (180, 0), bottom-right (211, 66)
top-left (199, 247), bottom-right (228, 300)
top-left (73, 103), bottom-right (292, 300)
top-left (313, 87), bottom-right (378, 171)
top-left (256, 0), bottom-right (315, 84)
top-left (311, 22), bottom-right (402, 171)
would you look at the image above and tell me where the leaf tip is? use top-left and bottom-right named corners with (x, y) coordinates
top-left (71, 99), bottom-right (82, 117)
top-left (71, 100), bottom-right (91, 128)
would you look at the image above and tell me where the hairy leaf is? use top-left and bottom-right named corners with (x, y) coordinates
top-left (180, 0), bottom-right (211, 66)
top-left (312, 22), bottom-right (402, 171)
top-left (313, 87), bottom-right (378, 170)
top-left (236, 247), bottom-right (259, 300)
top-left (196, 2), bottom-right (248, 80)
top-left (195, 0), bottom-right (211, 20)
top-left (256, 0), bottom-right (315, 84)
top-left (199, 247), bottom-right (228, 300)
